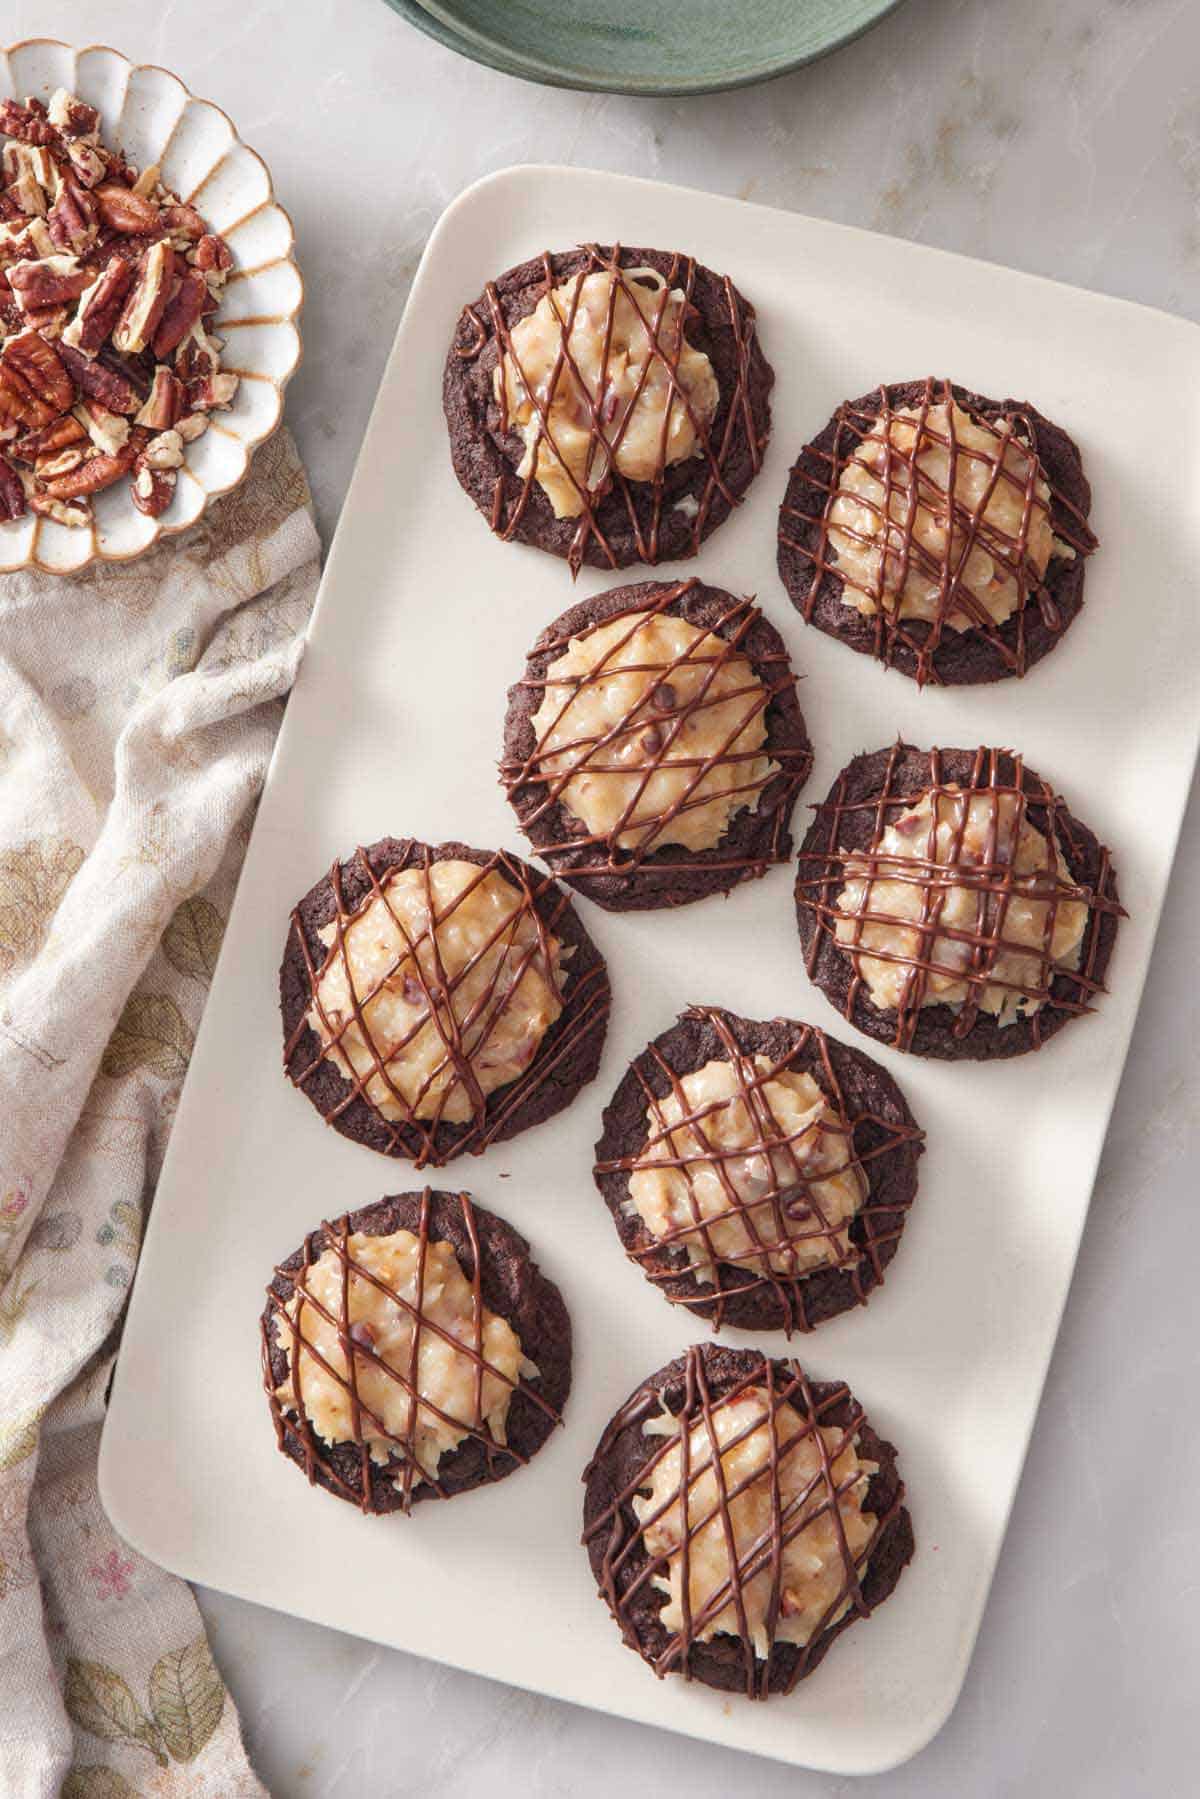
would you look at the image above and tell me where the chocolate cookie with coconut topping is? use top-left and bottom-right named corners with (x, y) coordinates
top-left (501, 578), bottom-right (811, 911)
top-left (262, 1188), bottom-right (571, 1513)
top-left (795, 744), bottom-right (1123, 1060)
top-left (444, 245), bottom-right (773, 574)
top-left (280, 838), bottom-right (611, 1165)
top-left (582, 1343), bottom-right (913, 1696)
top-left (594, 1007), bottom-right (923, 1334)
top-left (777, 378), bottom-right (1096, 685)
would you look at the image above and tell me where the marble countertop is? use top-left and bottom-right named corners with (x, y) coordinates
top-left (18, 0), bottom-right (1198, 1791)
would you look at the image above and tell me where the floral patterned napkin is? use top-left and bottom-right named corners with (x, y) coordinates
top-left (0, 428), bottom-right (321, 1798)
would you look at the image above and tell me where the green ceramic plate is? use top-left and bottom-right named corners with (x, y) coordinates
top-left (383, 0), bottom-right (906, 96)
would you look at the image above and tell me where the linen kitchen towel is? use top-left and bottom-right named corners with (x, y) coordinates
top-left (0, 426), bottom-right (321, 1798)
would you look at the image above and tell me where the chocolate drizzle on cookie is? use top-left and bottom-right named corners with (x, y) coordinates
top-left (796, 744), bottom-right (1124, 1055)
top-left (502, 578), bottom-right (809, 898)
top-left (594, 1006), bottom-right (923, 1335)
top-left (582, 1345), bottom-right (910, 1697)
top-left (449, 244), bottom-right (771, 575)
top-left (262, 1188), bottom-right (564, 1514)
top-left (778, 377), bottom-right (1097, 685)
top-left (281, 839), bottom-right (611, 1166)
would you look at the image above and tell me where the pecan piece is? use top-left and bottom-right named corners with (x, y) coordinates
top-left (21, 304), bottom-right (71, 339)
top-left (17, 412), bottom-right (87, 460)
top-left (174, 411), bottom-right (209, 444)
top-left (130, 455), bottom-right (176, 518)
top-left (64, 140), bottom-right (107, 189)
top-left (134, 365), bottom-right (185, 431)
top-left (0, 449), bottom-right (24, 521)
top-left (162, 203), bottom-right (205, 242)
top-left (152, 268), bottom-right (207, 358)
top-left (47, 89), bottom-right (101, 142)
top-left (111, 242), bottom-right (173, 354)
top-left (74, 396), bottom-right (131, 457)
top-left (187, 371), bottom-right (239, 413)
top-left (193, 233), bottom-right (233, 274)
top-left (7, 255), bottom-right (91, 310)
top-left (3, 330), bottom-right (73, 415)
top-left (0, 273), bottom-right (23, 334)
top-left (94, 183), bottom-right (160, 236)
top-left (36, 441), bottom-right (88, 481)
top-left (0, 100), bottom-right (59, 148)
top-left (87, 227), bottom-right (164, 269)
top-left (43, 442), bottom-right (136, 499)
top-left (0, 363), bottom-right (53, 431)
top-left (58, 341), bottom-right (142, 416)
top-left (2, 144), bottom-right (55, 218)
top-left (65, 254), bottom-right (133, 353)
top-left (27, 486), bottom-right (91, 527)
top-left (47, 178), bottom-right (98, 255)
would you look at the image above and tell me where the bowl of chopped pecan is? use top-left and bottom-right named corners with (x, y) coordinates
top-left (0, 40), bottom-right (302, 573)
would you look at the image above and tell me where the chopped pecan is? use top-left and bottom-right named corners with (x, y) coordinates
top-left (64, 140), bottom-right (107, 189)
top-left (64, 254), bottom-right (133, 353)
top-left (3, 330), bottom-right (73, 416)
top-left (111, 242), bottom-right (173, 354)
top-left (47, 90), bottom-right (101, 142)
top-left (87, 227), bottom-right (164, 269)
top-left (47, 178), bottom-right (98, 256)
top-left (173, 411), bottom-right (209, 444)
top-left (36, 441), bottom-right (88, 481)
top-left (94, 183), bottom-right (160, 236)
top-left (162, 203), bottom-right (205, 242)
top-left (0, 100), bottom-right (59, 148)
top-left (2, 145), bottom-right (54, 218)
top-left (17, 411), bottom-right (87, 459)
top-left (8, 255), bottom-right (91, 310)
top-left (0, 363), bottom-right (53, 431)
top-left (130, 455), bottom-right (176, 517)
top-left (135, 365), bottom-right (184, 431)
top-left (58, 341), bottom-right (142, 416)
top-left (131, 163), bottom-right (161, 200)
top-left (27, 486), bottom-right (91, 527)
top-left (193, 233), bottom-right (233, 274)
top-left (0, 216), bottom-right (54, 266)
top-left (101, 344), bottom-right (153, 397)
top-left (20, 304), bottom-right (70, 340)
top-left (43, 442), bottom-right (136, 499)
top-left (152, 268), bottom-right (207, 358)
top-left (0, 449), bottom-right (24, 520)
top-left (141, 427), bottom-right (183, 470)
top-left (175, 320), bottom-right (219, 384)
top-left (0, 274), bottom-right (23, 334)
top-left (74, 395), bottom-right (131, 456)
top-left (187, 370), bottom-right (239, 413)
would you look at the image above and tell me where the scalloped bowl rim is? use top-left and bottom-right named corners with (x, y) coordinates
top-left (0, 38), bottom-right (304, 574)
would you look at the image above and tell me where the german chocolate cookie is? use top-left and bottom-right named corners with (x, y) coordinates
top-left (777, 378), bottom-right (1096, 685)
top-left (444, 244), bottom-right (773, 573)
top-left (582, 1343), bottom-right (913, 1696)
top-left (501, 577), bottom-right (811, 911)
top-left (795, 744), bottom-right (1122, 1059)
top-left (262, 1189), bottom-right (571, 1512)
top-left (593, 1006), bottom-right (923, 1332)
top-left (280, 838), bottom-right (610, 1165)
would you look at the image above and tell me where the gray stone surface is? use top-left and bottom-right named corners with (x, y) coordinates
top-left (21, 0), bottom-right (1197, 1789)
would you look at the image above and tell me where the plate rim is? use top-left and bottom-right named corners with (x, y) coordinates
top-left (387, 0), bottom-right (909, 96)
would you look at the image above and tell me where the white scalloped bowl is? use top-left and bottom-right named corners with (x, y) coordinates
top-left (0, 40), bottom-right (303, 575)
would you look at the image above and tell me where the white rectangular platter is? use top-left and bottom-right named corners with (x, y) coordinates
top-left (100, 166), bottom-right (1200, 1777)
